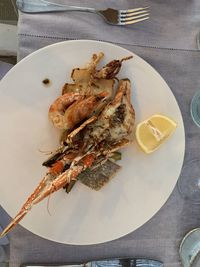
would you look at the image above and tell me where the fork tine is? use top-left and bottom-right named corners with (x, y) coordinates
top-left (120, 6), bottom-right (150, 14)
top-left (120, 10), bottom-right (150, 18)
top-left (126, 6), bottom-right (150, 13)
top-left (120, 16), bottom-right (149, 25)
top-left (120, 13), bottom-right (150, 22)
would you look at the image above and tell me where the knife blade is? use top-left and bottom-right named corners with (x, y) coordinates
top-left (22, 258), bottom-right (163, 267)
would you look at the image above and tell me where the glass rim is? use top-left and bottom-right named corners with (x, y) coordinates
top-left (190, 90), bottom-right (200, 128)
top-left (179, 227), bottom-right (200, 267)
top-left (177, 158), bottom-right (200, 204)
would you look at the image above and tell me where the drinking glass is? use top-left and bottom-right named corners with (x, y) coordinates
top-left (177, 159), bottom-right (200, 204)
top-left (190, 33), bottom-right (200, 127)
top-left (180, 228), bottom-right (200, 267)
top-left (190, 90), bottom-right (200, 128)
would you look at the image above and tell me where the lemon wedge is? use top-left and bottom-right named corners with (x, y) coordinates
top-left (135, 114), bottom-right (177, 154)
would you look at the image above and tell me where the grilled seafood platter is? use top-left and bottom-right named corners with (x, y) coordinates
top-left (0, 52), bottom-right (135, 237)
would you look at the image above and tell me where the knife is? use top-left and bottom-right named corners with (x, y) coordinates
top-left (21, 258), bottom-right (163, 267)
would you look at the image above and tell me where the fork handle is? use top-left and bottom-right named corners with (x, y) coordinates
top-left (17, 0), bottom-right (97, 13)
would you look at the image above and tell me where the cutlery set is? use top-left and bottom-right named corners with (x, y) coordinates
top-left (17, 0), bottom-right (150, 26)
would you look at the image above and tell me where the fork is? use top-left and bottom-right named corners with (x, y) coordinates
top-left (16, 0), bottom-right (150, 26)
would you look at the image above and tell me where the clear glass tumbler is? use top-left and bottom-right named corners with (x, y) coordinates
top-left (190, 90), bottom-right (200, 128)
top-left (180, 228), bottom-right (200, 267)
top-left (178, 159), bottom-right (200, 204)
top-left (192, 32), bottom-right (200, 127)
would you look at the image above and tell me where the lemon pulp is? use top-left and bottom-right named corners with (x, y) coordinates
top-left (136, 114), bottom-right (177, 153)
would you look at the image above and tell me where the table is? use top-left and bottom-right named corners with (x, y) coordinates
top-left (1, 1), bottom-right (200, 266)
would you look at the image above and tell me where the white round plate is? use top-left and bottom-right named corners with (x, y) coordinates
top-left (0, 40), bottom-right (185, 245)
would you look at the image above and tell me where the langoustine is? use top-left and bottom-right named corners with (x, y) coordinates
top-left (0, 54), bottom-right (135, 238)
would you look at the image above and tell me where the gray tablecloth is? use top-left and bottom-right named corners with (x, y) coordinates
top-left (18, 0), bottom-right (200, 60)
top-left (1, 1), bottom-right (200, 267)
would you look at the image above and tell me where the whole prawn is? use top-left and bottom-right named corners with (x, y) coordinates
top-left (49, 91), bottom-right (108, 130)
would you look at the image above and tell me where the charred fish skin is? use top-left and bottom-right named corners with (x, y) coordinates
top-left (78, 159), bottom-right (121, 191)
